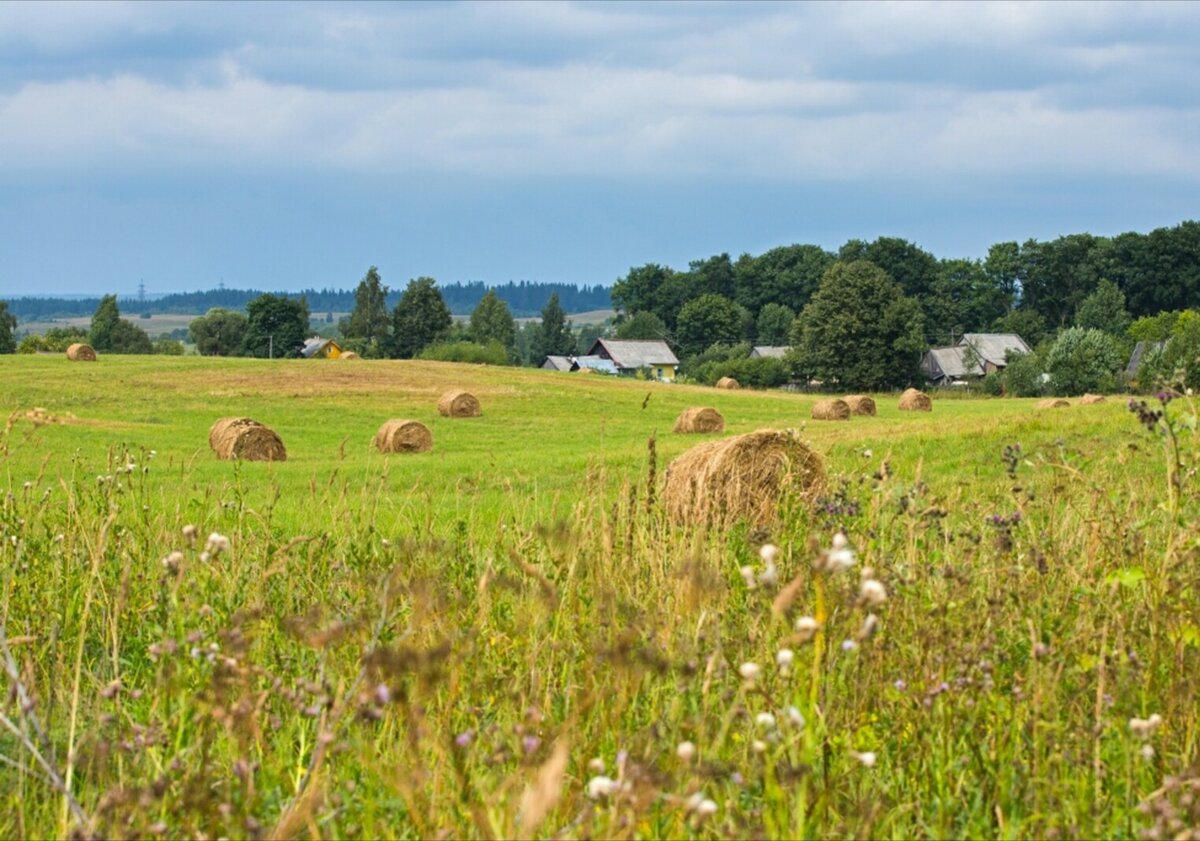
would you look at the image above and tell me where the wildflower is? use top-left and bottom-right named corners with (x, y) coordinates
top-left (586, 775), bottom-right (619, 800)
top-left (894, 679), bottom-right (907, 691)
top-left (851, 750), bottom-right (877, 768)
top-left (758, 564), bottom-right (779, 587)
top-left (759, 544), bottom-right (780, 565)
top-left (755, 712), bottom-right (777, 730)
top-left (676, 740), bottom-right (696, 762)
top-left (454, 730), bottom-right (474, 748)
top-left (738, 662), bottom-right (762, 682)
top-left (373, 684), bottom-right (391, 704)
top-left (860, 578), bottom-right (888, 606)
top-left (776, 648), bottom-right (794, 669)
top-left (381, 538), bottom-right (392, 548)
top-left (739, 566), bottom-right (757, 589)
top-left (794, 616), bottom-right (820, 642)
top-left (22, 481), bottom-right (31, 490)
top-left (695, 798), bottom-right (718, 818)
top-left (587, 757), bottom-right (606, 774)
top-left (1129, 714), bottom-right (1163, 739)
top-left (751, 739), bottom-right (767, 753)
top-left (826, 543), bottom-right (856, 572)
top-left (206, 532), bottom-right (230, 554)
top-left (161, 551), bottom-right (184, 572)
top-left (786, 706), bottom-right (805, 728)
top-left (832, 531), bottom-right (849, 550)
top-left (862, 448), bottom-right (873, 458)
top-left (857, 613), bottom-right (880, 641)
top-left (1139, 743), bottom-right (1156, 760)
top-left (182, 524), bottom-right (197, 543)
top-left (841, 639), bottom-right (859, 652)
top-left (522, 735), bottom-right (541, 754)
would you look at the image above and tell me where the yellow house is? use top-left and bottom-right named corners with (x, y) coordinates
top-left (301, 337), bottom-right (344, 359)
top-left (585, 339), bottom-right (679, 382)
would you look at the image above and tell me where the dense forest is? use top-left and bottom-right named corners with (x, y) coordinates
top-left (5, 280), bottom-right (613, 320)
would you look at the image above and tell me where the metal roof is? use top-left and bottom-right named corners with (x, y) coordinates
top-left (921, 346), bottom-right (973, 380)
top-left (958, 333), bottom-right (1031, 366)
top-left (1126, 340), bottom-right (1165, 376)
top-left (573, 356), bottom-right (619, 374)
top-left (301, 337), bottom-right (334, 358)
top-left (587, 339), bottom-right (679, 369)
top-left (541, 355), bottom-right (575, 371)
top-left (750, 346), bottom-right (791, 358)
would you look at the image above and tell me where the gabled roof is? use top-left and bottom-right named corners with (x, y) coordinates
top-left (573, 355), bottom-right (619, 374)
top-left (958, 333), bottom-right (1031, 366)
top-left (921, 346), bottom-right (973, 380)
top-left (541, 355), bottom-right (575, 371)
top-left (1127, 340), bottom-right (1166, 376)
top-left (750, 346), bottom-right (791, 359)
top-left (586, 338), bottom-right (679, 369)
top-left (301, 337), bottom-right (339, 358)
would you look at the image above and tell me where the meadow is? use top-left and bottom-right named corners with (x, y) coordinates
top-left (0, 355), bottom-right (1197, 839)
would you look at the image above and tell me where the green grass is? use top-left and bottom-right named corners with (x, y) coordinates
top-left (0, 355), bottom-right (1197, 839)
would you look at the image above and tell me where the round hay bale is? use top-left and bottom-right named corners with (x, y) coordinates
top-left (844, 395), bottom-right (877, 416)
top-left (673, 407), bottom-right (725, 434)
top-left (340, 351), bottom-right (361, 360)
top-left (1037, 398), bottom-right (1071, 409)
top-left (662, 429), bottom-right (824, 527)
top-left (715, 377), bottom-right (740, 390)
top-left (812, 398), bottom-right (851, 421)
top-left (898, 388), bottom-right (932, 411)
top-left (66, 343), bottom-right (97, 362)
top-left (373, 419), bottom-right (433, 454)
top-left (208, 417), bottom-right (287, 462)
top-left (437, 390), bottom-right (481, 418)
top-left (1080, 394), bottom-right (1106, 405)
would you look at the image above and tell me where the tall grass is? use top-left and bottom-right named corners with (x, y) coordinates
top-left (0, 357), bottom-right (1197, 838)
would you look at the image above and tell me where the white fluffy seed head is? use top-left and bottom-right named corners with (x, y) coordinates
top-left (586, 775), bottom-right (618, 800)
top-left (786, 706), bottom-right (806, 728)
top-left (759, 544), bottom-right (780, 564)
top-left (755, 712), bottom-right (777, 730)
top-left (860, 578), bottom-right (888, 606)
top-left (826, 547), bottom-right (856, 572)
top-left (794, 616), bottom-right (820, 641)
top-left (695, 798), bottom-right (718, 817)
top-left (831, 531), bottom-right (849, 550)
top-left (751, 739), bottom-right (767, 753)
top-left (851, 750), bottom-right (877, 768)
top-left (776, 648), bottom-right (794, 667)
top-left (738, 662), bottom-right (761, 681)
top-left (676, 741), bottom-right (696, 762)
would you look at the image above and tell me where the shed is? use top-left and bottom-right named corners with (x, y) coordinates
top-left (301, 337), bottom-right (344, 359)
top-left (541, 355), bottom-right (576, 371)
top-left (750, 346), bottom-right (791, 359)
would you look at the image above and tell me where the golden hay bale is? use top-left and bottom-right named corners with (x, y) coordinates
top-left (208, 417), bottom-right (287, 461)
top-left (811, 398), bottom-right (851, 421)
top-left (437, 390), bottom-right (481, 418)
top-left (340, 351), bottom-right (361, 360)
top-left (844, 395), bottom-right (877, 416)
top-left (373, 419), bottom-right (433, 454)
top-left (1080, 394), bottom-right (1106, 405)
top-left (66, 343), bottom-right (97, 361)
top-left (898, 388), bottom-right (932, 411)
top-left (662, 429), bottom-right (824, 527)
top-left (1037, 398), bottom-right (1071, 409)
top-left (715, 377), bottom-right (740, 390)
top-left (673, 407), bottom-right (725, 434)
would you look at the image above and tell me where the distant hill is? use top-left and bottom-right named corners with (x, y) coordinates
top-left (3, 281), bottom-right (613, 320)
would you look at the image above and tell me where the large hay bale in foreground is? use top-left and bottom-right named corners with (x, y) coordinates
top-left (1037, 398), bottom-right (1071, 409)
top-left (812, 399), bottom-right (851, 420)
top-left (715, 377), bottom-right (740, 390)
top-left (340, 351), bottom-right (361, 360)
top-left (438, 390), bottom-right (481, 418)
top-left (663, 429), bottom-right (824, 527)
top-left (898, 388), bottom-right (932, 411)
top-left (844, 395), bottom-right (877, 416)
top-left (1080, 394), bottom-right (1106, 405)
top-left (208, 417), bottom-right (287, 462)
top-left (373, 419), bottom-right (433, 454)
top-left (673, 407), bottom-right (725, 434)
top-left (66, 343), bottom-right (97, 361)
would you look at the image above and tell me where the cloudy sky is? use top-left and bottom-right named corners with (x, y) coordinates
top-left (1, 1), bottom-right (1198, 297)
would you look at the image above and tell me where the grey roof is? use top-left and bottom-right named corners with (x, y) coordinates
top-left (750, 346), bottom-right (791, 359)
top-left (958, 333), bottom-right (1031, 366)
top-left (541, 355), bottom-right (575, 371)
top-left (1127, 340), bottom-right (1166, 376)
top-left (587, 339), bottom-right (679, 369)
top-left (573, 355), bottom-right (619, 374)
top-left (301, 337), bottom-right (334, 358)
top-left (921, 346), bottom-right (974, 381)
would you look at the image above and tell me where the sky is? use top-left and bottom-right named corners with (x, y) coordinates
top-left (1, 0), bottom-right (1198, 297)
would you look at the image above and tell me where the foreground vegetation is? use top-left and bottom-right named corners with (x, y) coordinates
top-left (1, 356), bottom-right (1198, 839)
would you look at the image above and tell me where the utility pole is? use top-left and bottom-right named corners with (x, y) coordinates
top-left (269, 334), bottom-right (274, 360)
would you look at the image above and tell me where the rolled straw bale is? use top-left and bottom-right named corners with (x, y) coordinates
top-left (898, 388), bottom-right (932, 411)
top-left (66, 343), bottom-right (97, 361)
top-left (662, 429), bottom-right (824, 527)
top-left (673, 407), bottom-right (725, 434)
top-left (844, 395), bottom-right (877, 416)
top-left (437, 390), bottom-right (481, 418)
top-left (373, 419), bottom-right (432, 454)
top-left (208, 417), bottom-right (287, 461)
top-left (1036, 398), bottom-right (1070, 409)
top-left (715, 377), bottom-right (740, 390)
top-left (811, 399), bottom-right (851, 421)
top-left (1080, 394), bottom-right (1106, 405)
top-left (340, 351), bottom-right (361, 360)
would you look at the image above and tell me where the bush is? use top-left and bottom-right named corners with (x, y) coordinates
top-left (980, 370), bottom-right (1005, 396)
top-left (690, 356), bottom-right (789, 389)
top-left (153, 339), bottom-right (185, 355)
top-left (419, 340), bottom-right (510, 366)
top-left (1003, 351), bottom-right (1046, 398)
top-left (1045, 328), bottom-right (1121, 396)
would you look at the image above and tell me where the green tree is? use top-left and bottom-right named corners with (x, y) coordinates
top-left (790, 261), bottom-right (926, 390)
top-left (1128, 310), bottom-right (1181, 343)
top-left (755, 303), bottom-right (795, 346)
top-left (1044, 327), bottom-right (1121, 395)
top-left (469, 290), bottom-right (516, 352)
top-left (342, 266), bottom-right (391, 353)
top-left (733, 244), bottom-right (834, 314)
top-left (189, 308), bottom-right (249, 356)
top-left (391, 277), bottom-right (452, 359)
top-left (89, 295), bottom-right (152, 353)
top-left (18, 326), bottom-right (87, 354)
top-left (675, 294), bottom-right (749, 359)
top-left (1002, 351), bottom-right (1047, 397)
top-left (242, 294), bottom-right (310, 358)
top-left (0, 301), bottom-right (16, 354)
top-left (531, 293), bottom-right (575, 359)
top-left (992, 308), bottom-right (1048, 348)
top-left (614, 311), bottom-right (668, 341)
top-left (153, 338), bottom-right (185, 355)
top-left (1075, 279), bottom-right (1131, 336)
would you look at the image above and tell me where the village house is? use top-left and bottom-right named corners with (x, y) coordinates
top-left (920, 333), bottom-right (1030, 386)
top-left (301, 336), bottom-right (344, 359)
top-left (584, 338), bottom-right (679, 381)
top-left (750, 346), bottom-right (791, 359)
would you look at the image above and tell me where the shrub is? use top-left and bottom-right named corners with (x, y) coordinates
top-left (1003, 351), bottom-right (1046, 397)
top-left (419, 340), bottom-right (510, 366)
top-left (1045, 327), bottom-right (1121, 396)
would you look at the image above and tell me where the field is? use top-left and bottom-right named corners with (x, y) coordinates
top-left (1, 355), bottom-right (1198, 839)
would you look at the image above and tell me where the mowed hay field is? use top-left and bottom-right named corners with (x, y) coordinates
top-left (1, 355), bottom-right (1198, 839)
